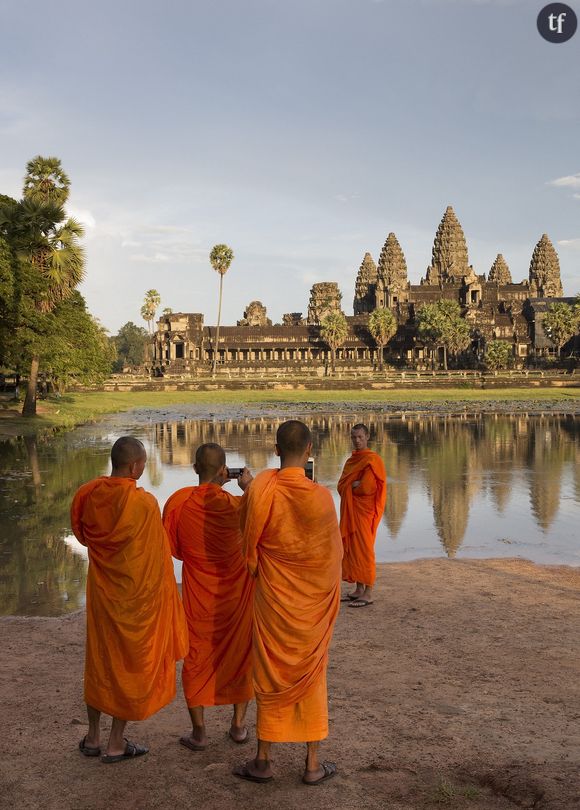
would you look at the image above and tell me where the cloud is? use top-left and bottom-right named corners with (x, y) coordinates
top-left (129, 252), bottom-right (172, 264)
top-left (557, 239), bottom-right (580, 249)
top-left (574, 194), bottom-right (580, 200)
top-left (547, 173), bottom-right (580, 189)
top-left (68, 207), bottom-right (96, 230)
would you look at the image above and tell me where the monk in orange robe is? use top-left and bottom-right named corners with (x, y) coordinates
top-left (163, 443), bottom-right (254, 751)
top-left (234, 420), bottom-right (342, 786)
top-left (338, 423), bottom-right (387, 608)
top-left (71, 436), bottom-right (188, 763)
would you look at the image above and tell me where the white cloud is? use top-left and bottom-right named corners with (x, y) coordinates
top-left (548, 173), bottom-right (580, 189)
top-left (129, 252), bottom-right (172, 264)
top-left (557, 239), bottom-right (580, 249)
top-left (574, 194), bottom-right (580, 200)
top-left (68, 207), bottom-right (96, 230)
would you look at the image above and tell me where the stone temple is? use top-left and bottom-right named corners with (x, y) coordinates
top-left (151, 206), bottom-right (573, 374)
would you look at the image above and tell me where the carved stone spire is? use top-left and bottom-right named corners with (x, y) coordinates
top-left (529, 234), bottom-right (563, 297)
top-left (377, 233), bottom-right (408, 291)
top-left (488, 254), bottom-right (512, 285)
top-left (425, 205), bottom-right (470, 284)
top-left (353, 252), bottom-right (378, 315)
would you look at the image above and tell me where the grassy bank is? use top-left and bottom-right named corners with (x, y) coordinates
top-left (1, 387), bottom-right (579, 438)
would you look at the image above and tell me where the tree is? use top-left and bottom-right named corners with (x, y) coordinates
top-left (543, 302), bottom-right (577, 357)
top-left (368, 308), bottom-right (397, 370)
top-left (209, 244), bottom-right (234, 377)
top-left (320, 311), bottom-right (348, 374)
top-left (113, 321), bottom-right (149, 371)
top-left (444, 314), bottom-right (472, 367)
top-left (22, 156), bottom-right (70, 207)
top-left (485, 340), bottom-right (512, 370)
top-left (416, 303), bottom-right (446, 369)
top-left (3, 157), bottom-right (85, 416)
top-left (141, 289), bottom-right (161, 335)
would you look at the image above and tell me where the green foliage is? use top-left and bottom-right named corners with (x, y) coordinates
top-left (209, 244), bottom-right (234, 275)
top-left (141, 289), bottom-right (161, 334)
top-left (320, 311), bottom-right (348, 373)
top-left (113, 321), bottom-right (149, 370)
top-left (22, 156), bottom-right (70, 207)
top-left (368, 308), bottom-right (397, 369)
top-left (543, 301), bottom-right (577, 354)
top-left (417, 300), bottom-right (472, 368)
top-left (485, 340), bottom-right (512, 370)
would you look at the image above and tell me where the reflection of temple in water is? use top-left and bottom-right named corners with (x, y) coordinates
top-left (148, 412), bottom-right (578, 559)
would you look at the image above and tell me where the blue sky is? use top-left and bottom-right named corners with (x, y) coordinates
top-left (1, 0), bottom-right (578, 332)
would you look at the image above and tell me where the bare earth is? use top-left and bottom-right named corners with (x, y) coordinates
top-left (1, 558), bottom-right (579, 810)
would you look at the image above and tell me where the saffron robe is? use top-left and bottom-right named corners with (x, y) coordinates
top-left (338, 449), bottom-right (387, 586)
top-left (71, 476), bottom-right (188, 721)
top-left (163, 484), bottom-right (254, 707)
top-left (241, 467), bottom-right (342, 742)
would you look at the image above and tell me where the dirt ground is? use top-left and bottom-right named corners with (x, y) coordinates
top-left (1, 558), bottom-right (579, 810)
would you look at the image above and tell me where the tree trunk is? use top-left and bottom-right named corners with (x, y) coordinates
top-left (212, 274), bottom-right (224, 378)
top-left (378, 343), bottom-right (384, 371)
top-left (331, 347), bottom-right (336, 375)
top-left (22, 355), bottom-right (39, 417)
top-left (443, 345), bottom-right (448, 371)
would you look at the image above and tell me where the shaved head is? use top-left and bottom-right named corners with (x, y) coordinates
top-left (351, 423), bottom-right (369, 436)
top-left (195, 443), bottom-right (226, 478)
top-left (276, 420), bottom-right (312, 459)
top-left (111, 436), bottom-right (146, 470)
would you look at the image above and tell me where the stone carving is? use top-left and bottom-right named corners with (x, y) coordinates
top-left (282, 312), bottom-right (305, 326)
top-left (307, 282), bottom-right (343, 325)
top-left (488, 254), bottom-right (512, 285)
top-left (353, 253), bottom-right (378, 315)
top-left (425, 206), bottom-right (472, 284)
top-left (237, 300), bottom-right (272, 327)
top-left (378, 233), bottom-right (408, 291)
top-left (529, 234), bottom-right (563, 298)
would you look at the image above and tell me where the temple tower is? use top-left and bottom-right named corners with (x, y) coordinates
top-left (528, 234), bottom-right (563, 297)
top-left (425, 205), bottom-right (471, 284)
top-left (488, 254), bottom-right (512, 285)
top-left (237, 300), bottom-right (272, 327)
top-left (376, 233), bottom-right (409, 308)
top-left (353, 252), bottom-right (378, 315)
top-left (307, 282), bottom-right (343, 324)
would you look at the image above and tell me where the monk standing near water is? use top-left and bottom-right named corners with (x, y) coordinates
top-left (71, 436), bottom-right (188, 763)
top-left (163, 443), bottom-right (254, 750)
top-left (234, 420), bottom-right (342, 786)
top-left (338, 423), bottom-right (387, 608)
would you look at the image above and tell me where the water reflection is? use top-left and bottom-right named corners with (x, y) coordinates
top-left (0, 412), bottom-right (578, 616)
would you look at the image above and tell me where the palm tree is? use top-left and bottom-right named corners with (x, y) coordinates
top-left (320, 312), bottom-right (348, 375)
top-left (15, 198), bottom-right (84, 416)
top-left (368, 308), bottom-right (397, 371)
top-left (209, 244), bottom-right (234, 377)
top-left (23, 156), bottom-right (70, 207)
top-left (141, 289), bottom-right (161, 335)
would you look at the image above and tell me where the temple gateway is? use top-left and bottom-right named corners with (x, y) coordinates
top-left (151, 206), bottom-right (573, 375)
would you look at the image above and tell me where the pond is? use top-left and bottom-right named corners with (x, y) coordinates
top-left (0, 408), bottom-right (578, 616)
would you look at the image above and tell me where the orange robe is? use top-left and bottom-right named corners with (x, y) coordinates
top-left (71, 476), bottom-right (188, 721)
top-left (338, 449), bottom-right (387, 586)
top-left (241, 468), bottom-right (342, 743)
top-left (163, 484), bottom-right (254, 707)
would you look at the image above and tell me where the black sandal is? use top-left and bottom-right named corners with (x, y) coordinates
top-left (101, 739), bottom-right (149, 763)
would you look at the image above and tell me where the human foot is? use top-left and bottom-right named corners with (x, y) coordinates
top-left (303, 761), bottom-right (337, 785)
top-left (180, 731), bottom-right (208, 751)
top-left (229, 724), bottom-right (249, 744)
top-left (233, 758), bottom-right (273, 783)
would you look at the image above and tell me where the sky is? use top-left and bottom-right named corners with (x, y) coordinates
top-left (1, 0), bottom-right (579, 333)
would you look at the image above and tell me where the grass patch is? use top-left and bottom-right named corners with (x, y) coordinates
top-left (0, 387), bottom-right (578, 438)
top-left (430, 777), bottom-right (480, 804)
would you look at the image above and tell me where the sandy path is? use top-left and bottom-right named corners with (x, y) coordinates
top-left (1, 558), bottom-right (579, 809)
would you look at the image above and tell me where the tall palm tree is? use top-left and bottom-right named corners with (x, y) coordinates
top-left (13, 156), bottom-right (84, 416)
top-left (209, 244), bottom-right (234, 377)
top-left (320, 312), bottom-right (348, 375)
top-left (368, 308), bottom-right (397, 371)
top-left (141, 289), bottom-right (161, 334)
top-left (23, 156), bottom-right (70, 207)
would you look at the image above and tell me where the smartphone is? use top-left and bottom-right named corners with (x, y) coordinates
top-left (305, 458), bottom-right (314, 481)
top-left (227, 467), bottom-right (243, 478)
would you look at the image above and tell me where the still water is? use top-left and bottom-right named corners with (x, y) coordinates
top-left (0, 409), bottom-right (578, 616)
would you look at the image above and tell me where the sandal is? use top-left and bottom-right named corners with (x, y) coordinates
top-left (233, 762), bottom-right (273, 783)
top-left (78, 736), bottom-right (101, 757)
top-left (303, 761), bottom-right (337, 786)
top-left (101, 739), bottom-right (149, 763)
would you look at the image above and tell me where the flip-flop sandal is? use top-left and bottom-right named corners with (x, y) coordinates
top-left (180, 735), bottom-right (208, 752)
top-left (79, 736), bottom-right (101, 757)
top-left (340, 594), bottom-right (360, 602)
top-left (101, 739), bottom-right (149, 763)
top-left (233, 763), bottom-right (273, 783)
top-left (347, 599), bottom-right (374, 608)
top-left (228, 728), bottom-right (249, 745)
top-left (303, 761), bottom-right (337, 786)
